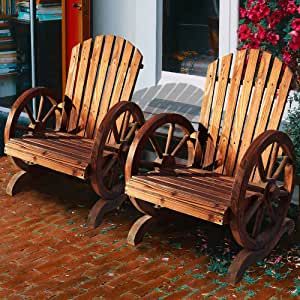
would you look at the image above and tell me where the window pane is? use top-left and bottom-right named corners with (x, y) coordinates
top-left (163, 0), bottom-right (219, 77)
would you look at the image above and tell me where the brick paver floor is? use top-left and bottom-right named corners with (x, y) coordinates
top-left (0, 156), bottom-right (299, 299)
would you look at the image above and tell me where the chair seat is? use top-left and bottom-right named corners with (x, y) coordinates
top-left (5, 131), bottom-right (97, 179)
top-left (126, 167), bottom-right (238, 225)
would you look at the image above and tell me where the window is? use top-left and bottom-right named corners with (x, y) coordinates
top-left (163, 0), bottom-right (220, 77)
top-left (159, 0), bottom-right (239, 82)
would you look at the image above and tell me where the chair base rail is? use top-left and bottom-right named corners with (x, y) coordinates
top-left (6, 167), bottom-right (42, 196)
top-left (227, 218), bottom-right (295, 284)
top-left (87, 195), bottom-right (128, 228)
top-left (127, 215), bottom-right (157, 246)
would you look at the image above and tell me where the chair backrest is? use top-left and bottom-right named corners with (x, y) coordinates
top-left (199, 49), bottom-right (293, 176)
top-left (64, 35), bottom-right (143, 138)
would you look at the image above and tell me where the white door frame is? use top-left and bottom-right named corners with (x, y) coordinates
top-left (158, 0), bottom-right (240, 85)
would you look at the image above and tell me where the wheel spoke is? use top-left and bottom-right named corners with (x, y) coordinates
top-left (265, 198), bottom-right (276, 223)
top-left (272, 156), bottom-right (289, 180)
top-left (24, 104), bottom-right (36, 125)
top-left (267, 142), bottom-right (279, 178)
top-left (120, 111), bottom-right (130, 140)
top-left (124, 122), bottom-right (139, 142)
top-left (149, 135), bottom-right (163, 159)
top-left (37, 96), bottom-right (45, 122)
top-left (107, 167), bottom-right (117, 189)
top-left (118, 153), bottom-right (126, 169)
top-left (112, 123), bottom-right (120, 143)
top-left (257, 155), bottom-right (266, 182)
top-left (165, 123), bottom-right (174, 155)
top-left (252, 206), bottom-right (265, 237)
top-left (41, 105), bottom-right (56, 124)
top-left (102, 156), bottom-right (118, 176)
top-left (171, 134), bottom-right (189, 157)
top-left (245, 195), bottom-right (264, 224)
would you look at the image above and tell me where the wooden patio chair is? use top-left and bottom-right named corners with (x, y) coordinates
top-left (124, 49), bottom-right (296, 284)
top-left (4, 35), bottom-right (145, 227)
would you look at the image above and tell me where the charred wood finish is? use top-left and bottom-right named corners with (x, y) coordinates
top-left (4, 35), bottom-right (144, 227)
top-left (125, 49), bottom-right (295, 284)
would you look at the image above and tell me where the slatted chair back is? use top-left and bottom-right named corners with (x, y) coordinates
top-left (64, 35), bottom-right (143, 138)
top-left (199, 49), bottom-right (293, 177)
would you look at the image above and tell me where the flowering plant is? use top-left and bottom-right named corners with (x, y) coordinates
top-left (239, 0), bottom-right (300, 89)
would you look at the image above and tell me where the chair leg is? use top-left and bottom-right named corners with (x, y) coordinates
top-left (87, 195), bottom-right (127, 228)
top-left (228, 218), bottom-right (295, 284)
top-left (127, 215), bottom-right (158, 246)
top-left (6, 170), bottom-right (30, 196)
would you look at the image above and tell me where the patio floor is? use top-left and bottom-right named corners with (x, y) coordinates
top-left (0, 156), bottom-right (299, 299)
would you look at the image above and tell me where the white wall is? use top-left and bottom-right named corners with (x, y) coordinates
top-left (93, 0), bottom-right (161, 90)
top-left (93, 0), bottom-right (136, 42)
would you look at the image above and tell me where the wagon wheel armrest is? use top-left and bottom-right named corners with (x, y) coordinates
top-left (230, 129), bottom-right (295, 215)
top-left (11, 87), bottom-right (59, 110)
top-left (125, 112), bottom-right (198, 182)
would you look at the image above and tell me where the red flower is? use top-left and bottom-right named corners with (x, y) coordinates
top-left (240, 7), bottom-right (247, 18)
top-left (291, 18), bottom-right (300, 32)
top-left (289, 31), bottom-right (300, 51)
top-left (283, 50), bottom-right (293, 65)
top-left (268, 10), bottom-right (284, 29)
top-left (259, 3), bottom-right (270, 18)
top-left (286, 1), bottom-right (297, 14)
top-left (247, 3), bottom-right (270, 23)
top-left (238, 24), bottom-right (252, 41)
top-left (255, 25), bottom-right (266, 40)
top-left (266, 32), bottom-right (280, 45)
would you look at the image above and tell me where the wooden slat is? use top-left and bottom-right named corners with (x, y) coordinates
top-left (129, 178), bottom-right (229, 213)
top-left (65, 44), bottom-right (81, 99)
top-left (256, 66), bottom-right (293, 181)
top-left (237, 51), bottom-right (272, 164)
top-left (44, 132), bottom-right (94, 150)
top-left (5, 145), bottom-right (87, 179)
top-left (78, 35), bottom-right (104, 137)
top-left (119, 48), bottom-right (143, 102)
top-left (126, 183), bottom-right (226, 225)
top-left (8, 139), bottom-right (90, 166)
top-left (93, 36), bottom-right (125, 137)
top-left (199, 60), bottom-right (218, 127)
top-left (215, 50), bottom-right (247, 172)
top-left (85, 35), bottom-right (115, 137)
top-left (251, 58), bottom-right (284, 182)
top-left (203, 54), bottom-right (233, 167)
top-left (224, 49), bottom-right (260, 176)
top-left (267, 67), bottom-right (293, 131)
top-left (107, 41), bottom-right (134, 145)
top-left (110, 41), bottom-right (134, 107)
top-left (68, 38), bottom-right (93, 132)
top-left (13, 138), bottom-right (92, 162)
top-left (253, 57), bottom-right (283, 139)
top-left (144, 175), bottom-right (232, 204)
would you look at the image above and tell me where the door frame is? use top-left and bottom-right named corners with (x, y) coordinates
top-left (61, 0), bottom-right (91, 94)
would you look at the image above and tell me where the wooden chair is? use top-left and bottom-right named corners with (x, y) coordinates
top-left (4, 35), bottom-right (145, 227)
top-left (125, 49), bottom-right (296, 284)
